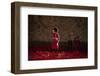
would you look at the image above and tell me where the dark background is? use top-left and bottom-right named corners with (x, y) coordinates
top-left (28, 15), bottom-right (88, 46)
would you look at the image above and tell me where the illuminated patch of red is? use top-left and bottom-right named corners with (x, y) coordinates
top-left (28, 46), bottom-right (87, 60)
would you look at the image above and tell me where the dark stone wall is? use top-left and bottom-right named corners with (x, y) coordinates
top-left (28, 15), bottom-right (88, 42)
